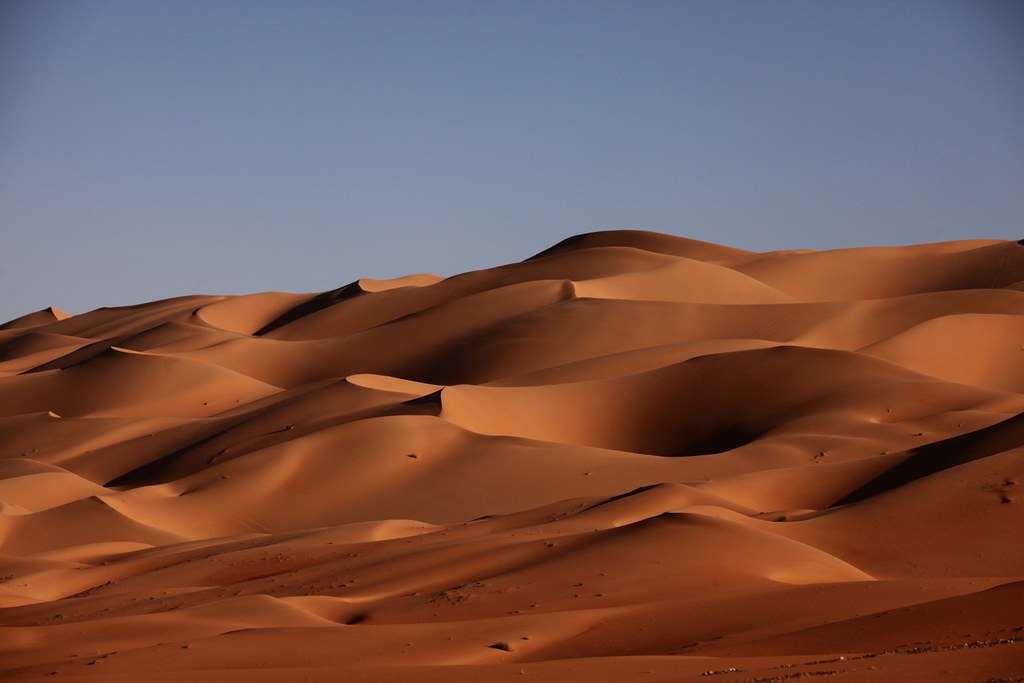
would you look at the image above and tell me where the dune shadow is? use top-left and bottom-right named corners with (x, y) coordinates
top-left (669, 426), bottom-right (762, 457)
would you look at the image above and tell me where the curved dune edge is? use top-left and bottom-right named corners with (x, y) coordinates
top-left (2, 231), bottom-right (1024, 681)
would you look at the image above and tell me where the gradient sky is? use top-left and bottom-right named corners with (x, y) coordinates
top-left (2, 0), bottom-right (1022, 322)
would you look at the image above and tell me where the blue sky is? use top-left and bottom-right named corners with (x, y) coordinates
top-left (2, 0), bottom-right (1022, 321)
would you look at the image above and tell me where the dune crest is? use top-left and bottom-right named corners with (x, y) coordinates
top-left (2, 232), bottom-right (1023, 681)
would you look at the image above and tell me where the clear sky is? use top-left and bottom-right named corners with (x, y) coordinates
top-left (2, 0), bottom-right (1022, 322)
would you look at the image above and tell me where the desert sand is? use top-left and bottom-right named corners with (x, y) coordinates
top-left (1, 230), bottom-right (1022, 681)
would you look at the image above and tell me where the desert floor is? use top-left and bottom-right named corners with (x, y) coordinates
top-left (2, 231), bottom-right (1022, 681)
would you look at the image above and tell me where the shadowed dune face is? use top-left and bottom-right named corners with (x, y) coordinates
top-left (2, 230), bottom-right (1024, 682)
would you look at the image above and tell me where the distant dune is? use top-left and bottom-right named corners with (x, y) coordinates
top-left (1, 231), bottom-right (1022, 682)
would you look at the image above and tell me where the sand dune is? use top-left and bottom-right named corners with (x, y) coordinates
top-left (2, 230), bottom-right (1022, 681)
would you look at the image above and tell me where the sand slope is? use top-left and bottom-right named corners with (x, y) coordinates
top-left (2, 231), bottom-right (1023, 681)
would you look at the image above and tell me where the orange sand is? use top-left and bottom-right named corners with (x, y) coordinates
top-left (1, 231), bottom-right (1022, 681)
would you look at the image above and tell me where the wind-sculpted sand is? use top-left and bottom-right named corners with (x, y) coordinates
top-left (2, 231), bottom-right (1023, 681)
